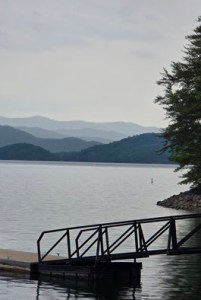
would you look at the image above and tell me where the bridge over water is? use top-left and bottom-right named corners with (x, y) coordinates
top-left (37, 213), bottom-right (201, 282)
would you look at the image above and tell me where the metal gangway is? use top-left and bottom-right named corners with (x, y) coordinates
top-left (37, 214), bottom-right (201, 267)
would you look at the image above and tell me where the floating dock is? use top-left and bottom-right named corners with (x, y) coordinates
top-left (38, 260), bottom-right (142, 283)
top-left (0, 249), bottom-right (142, 284)
top-left (2, 214), bottom-right (201, 284)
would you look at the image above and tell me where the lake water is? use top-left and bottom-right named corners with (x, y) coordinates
top-left (0, 161), bottom-right (201, 299)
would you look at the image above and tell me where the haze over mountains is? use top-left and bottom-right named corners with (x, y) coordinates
top-left (0, 116), bottom-right (161, 143)
top-left (0, 126), bottom-right (100, 153)
top-left (0, 116), bottom-right (168, 164)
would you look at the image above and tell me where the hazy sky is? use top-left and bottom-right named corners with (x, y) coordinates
top-left (0, 0), bottom-right (200, 126)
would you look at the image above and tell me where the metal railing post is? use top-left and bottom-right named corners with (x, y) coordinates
top-left (134, 222), bottom-right (139, 253)
top-left (67, 229), bottom-right (71, 259)
top-left (167, 218), bottom-right (177, 254)
top-left (37, 232), bottom-right (44, 263)
top-left (105, 227), bottom-right (110, 258)
top-left (96, 225), bottom-right (102, 262)
top-left (37, 240), bottom-right (41, 262)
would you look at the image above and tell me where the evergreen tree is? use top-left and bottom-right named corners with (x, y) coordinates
top-left (155, 17), bottom-right (201, 189)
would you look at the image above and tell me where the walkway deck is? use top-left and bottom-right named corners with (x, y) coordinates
top-left (0, 249), bottom-right (64, 274)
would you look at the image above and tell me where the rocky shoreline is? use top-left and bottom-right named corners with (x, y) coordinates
top-left (157, 188), bottom-right (201, 212)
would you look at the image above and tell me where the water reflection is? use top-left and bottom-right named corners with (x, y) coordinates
top-left (0, 272), bottom-right (139, 300)
top-left (36, 276), bottom-right (139, 300)
top-left (1, 259), bottom-right (201, 300)
top-left (155, 254), bottom-right (201, 300)
top-left (158, 217), bottom-right (201, 300)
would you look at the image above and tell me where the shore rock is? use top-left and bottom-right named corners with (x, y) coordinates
top-left (157, 188), bottom-right (201, 212)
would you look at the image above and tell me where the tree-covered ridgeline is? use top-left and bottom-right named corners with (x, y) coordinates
top-left (155, 17), bottom-right (201, 189)
top-left (0, 134), bottom-right (170, 164)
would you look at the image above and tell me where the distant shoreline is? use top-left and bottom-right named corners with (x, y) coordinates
top-left (0, 159), bottom-right (177, 168)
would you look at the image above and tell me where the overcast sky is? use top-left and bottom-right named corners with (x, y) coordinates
top-left (0, 0), bottom-right (200, 126)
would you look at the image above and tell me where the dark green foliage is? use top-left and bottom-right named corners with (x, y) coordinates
top-left (58, 133), bottom-right (170, 164)
top-left (0, 134), bottom-right (170, 164)
top-left (155, 17), bottom-right (201, 188)
top-left (0, 143), bottom-right (56, 161)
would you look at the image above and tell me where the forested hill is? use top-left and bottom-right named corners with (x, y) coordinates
top-left (58, 133), bottom-right (170, 164)
top-left (0, 143), bottom-right (56, 161)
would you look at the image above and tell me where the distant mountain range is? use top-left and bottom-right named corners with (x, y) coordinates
top-left (0, 131), bottom-right (170, 164)
top-left (0, 126), bottom-right (100, 153)
top-left (0, 116), bottom-right (161, 143)
top-left (0, 116), bottom-right (168, 164)
top-left (17, 126), bottom-right (123, 143)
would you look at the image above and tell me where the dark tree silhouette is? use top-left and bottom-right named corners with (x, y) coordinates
top-left (155, 17), bottom-right (201, 189)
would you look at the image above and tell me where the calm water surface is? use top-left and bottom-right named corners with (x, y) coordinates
top-left (0, 161), bottom-right (201, 300)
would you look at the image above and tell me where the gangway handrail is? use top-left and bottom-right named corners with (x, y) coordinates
top-left (37, 213), bottom-right (201, 263)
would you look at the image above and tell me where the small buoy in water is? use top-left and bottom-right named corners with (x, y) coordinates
top-left (151, 178), bottom-right (153, 184)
